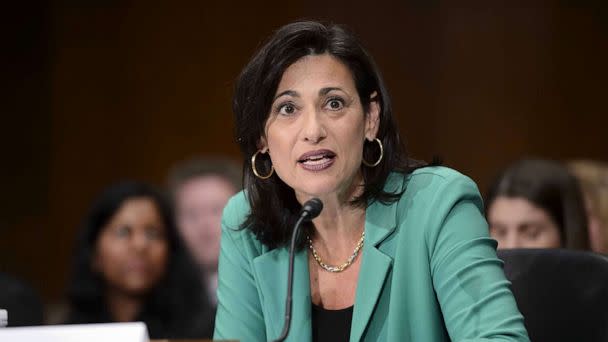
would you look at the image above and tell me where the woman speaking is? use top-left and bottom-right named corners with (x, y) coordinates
top-left (214, 20), bottom-right (529, 342)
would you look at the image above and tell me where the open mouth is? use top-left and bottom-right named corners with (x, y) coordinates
top-left (298, 149), bottom-right (336, 170)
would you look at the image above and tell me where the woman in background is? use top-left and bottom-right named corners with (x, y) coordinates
top-left (486, 159), bottom-right (589, 250)
top-left (66, 181), bottom-right (214, 339)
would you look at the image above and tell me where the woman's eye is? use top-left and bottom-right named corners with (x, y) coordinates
top-left (146, 228), bottom-right (164, 240)
top-left (325, 98), bottom-right (344, 110)
top-left (278, 103), bottom-right (296, 115)
top-left (525, 228), bottom-right (541, 239)
top-left (114, 226), bottom-right (131, 238)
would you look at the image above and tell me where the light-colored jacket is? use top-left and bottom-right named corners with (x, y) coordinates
top-left (214, 167), bottom-right (530, 341)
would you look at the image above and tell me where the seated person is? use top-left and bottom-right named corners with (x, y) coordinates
top-left (568, 160), bottom-right (608, 254)
top-left (0, 272), bottom-right (43, 326)
top-left (167, 157), bottom-right (241, 306)
top-left (485, 159), bottom-right (589, 249)
top-left (214, 20), bottom-right (529, 341)
top-left (65, 181), bottom-right (214, 339)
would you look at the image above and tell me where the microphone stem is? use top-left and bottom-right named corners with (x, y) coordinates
top-left (271, 212), bottom-right (308, 342)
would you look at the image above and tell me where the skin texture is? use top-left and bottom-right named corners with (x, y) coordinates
top-left (487, 196), bottom-right (562, 249)
top-left (94, 197), bottom-right (168, 321)
top-left (260, 53), bottom-right (379, 309)
top-left (262, 54), bottom-right (378, 205)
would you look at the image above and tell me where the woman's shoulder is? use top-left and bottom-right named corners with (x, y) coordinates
top-left (383, 167), bottom-right (487, 243)
top-left (222, 191), bottom-right (250, 228)
top-left (409, 165), bottom-right (473, 183)
top-left (220, 191), bottom-right (265, 255)
top-left (382, 167), bottom-right (484, 223)
top-left (388, 166), bottom-right (480, 196)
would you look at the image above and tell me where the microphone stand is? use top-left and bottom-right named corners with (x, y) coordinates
top-left (271, 213), bottom-right (308, 342)
top-left (272, 196), bottom-right (323, 342)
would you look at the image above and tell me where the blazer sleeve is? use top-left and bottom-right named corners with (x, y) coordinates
top-left (213, 195), bottom-right (267, 341)
top-left (426, 174), bottom-right (530, 342)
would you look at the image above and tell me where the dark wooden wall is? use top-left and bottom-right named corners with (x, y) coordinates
top-left (2, 1), bottom-right (606, 302)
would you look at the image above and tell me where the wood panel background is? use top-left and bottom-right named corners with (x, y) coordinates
top-left (1, 0), bottom-right (606, 302)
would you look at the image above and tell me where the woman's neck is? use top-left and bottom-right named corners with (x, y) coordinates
top-left (105, 287), bottom-right (144, 322)
top-left (304, 193), bottom-right (366, 265)
top-left (312, 203), bottom-right (365, 241)
top-left (294, 172), bottom-right (368, 260)
top-left (301, 173), bottom-right (365, 235)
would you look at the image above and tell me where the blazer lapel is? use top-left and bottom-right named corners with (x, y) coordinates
top-left (253, 246), bottom-right (312, 342)
top-left (350, 196), bottom-right (398, 341)
top-left (253, 174), bottom-right (404, 342)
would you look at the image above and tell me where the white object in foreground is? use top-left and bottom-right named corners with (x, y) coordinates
top-left (0, 322), bottom-right (149, 342)
top-left (0, 309), bottom-right (7, 327)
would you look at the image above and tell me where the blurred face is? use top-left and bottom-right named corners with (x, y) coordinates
top-left (175, 175), bottom-right (235, 271)
top-left (583, 196), bottom-right (607, 253)
top-left (487, 196), bottom-right (562, 249)
top-left (94, 197), bottom-right (168, 296)
top-left (262, 54), bottom-right (379, 202)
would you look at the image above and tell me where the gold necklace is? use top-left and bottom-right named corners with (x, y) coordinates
top-left (307, 231), bottom-right (365, 273)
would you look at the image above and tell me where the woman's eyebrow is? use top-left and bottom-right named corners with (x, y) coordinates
top-left (273, 90), bottom-right (299, 101)
top-left (273, 87), bottom-right (347, 101)
top-left (319, 87), bottom-right (344, 96)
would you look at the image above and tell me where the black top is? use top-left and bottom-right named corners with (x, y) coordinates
top-left (311, 302), bottom-right (353, 342)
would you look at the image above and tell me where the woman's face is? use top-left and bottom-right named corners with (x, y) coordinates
top-left (487, 196), bottom-right (562, 249)
top-left (175, 175), bottom-right (235, 271)
top-left (94, 197), bottom-right (169, 296)
top-left (261, 53), bottom-right (379, 202)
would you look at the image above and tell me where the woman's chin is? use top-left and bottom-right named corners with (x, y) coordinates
top-left (293, 181), bottom-right (353, 202)
top-left (294, 184), bottom-right (335, 199)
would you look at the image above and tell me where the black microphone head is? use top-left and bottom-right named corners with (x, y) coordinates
top-left (300, 198), bottom-right (323, 219)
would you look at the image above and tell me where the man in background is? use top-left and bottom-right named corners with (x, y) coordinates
top-left (168, 157), bottom-right (241, 306)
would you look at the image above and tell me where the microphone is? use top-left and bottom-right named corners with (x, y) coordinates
top-left (299, 198), bottom-right (323, 220)
top-left (272, 198), bottom-right (323, 342)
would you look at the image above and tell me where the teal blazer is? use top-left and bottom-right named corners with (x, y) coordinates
top-left (214, 167), bottom-right (530, 341)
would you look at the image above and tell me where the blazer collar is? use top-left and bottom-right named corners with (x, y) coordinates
top-left (252, 246), bottom-right (312, 342)
top-left (252, 173), bottom-right (403, 341)
top-left (365, 171), bottom-right (403, 246)
top-left (350, 188), bottom-right (399, 341)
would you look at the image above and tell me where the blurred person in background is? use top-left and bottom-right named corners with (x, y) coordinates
top-left (65, 181), bottom-right (214, 339)
top-left (168, 157), bottom-right (241, 306)
top-left (485, 159), bottom-right (589, 250)
top-left (0, 273), bottom-right (43, 326)
top-left (568, 160), bottom-right (608, 254)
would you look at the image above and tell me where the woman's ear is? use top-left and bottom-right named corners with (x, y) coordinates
top-left (365, 91), bottom-right (380, 140)
top-left (257, 137), bottom-right (269, 153)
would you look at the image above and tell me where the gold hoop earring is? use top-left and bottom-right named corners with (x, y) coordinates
top-left (362, 138), bottom-right (383, 167)
top-left (251, 150), bottom-right (274, 179)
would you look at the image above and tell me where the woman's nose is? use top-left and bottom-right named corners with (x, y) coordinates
top-left (302, 110), bottom-right (326, 143)
top-left (131, 231), bottom-right (148, 251)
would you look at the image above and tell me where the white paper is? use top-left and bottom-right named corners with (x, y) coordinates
top-left (0, 322), bottom-right (149, 342)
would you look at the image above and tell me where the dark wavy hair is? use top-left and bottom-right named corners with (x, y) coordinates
top-left (234, 21), bottom-right (423, 249)
top-left (66, 181), bottom-right (214, 339)
top-left (485, 159), bottom-right (589, 250)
